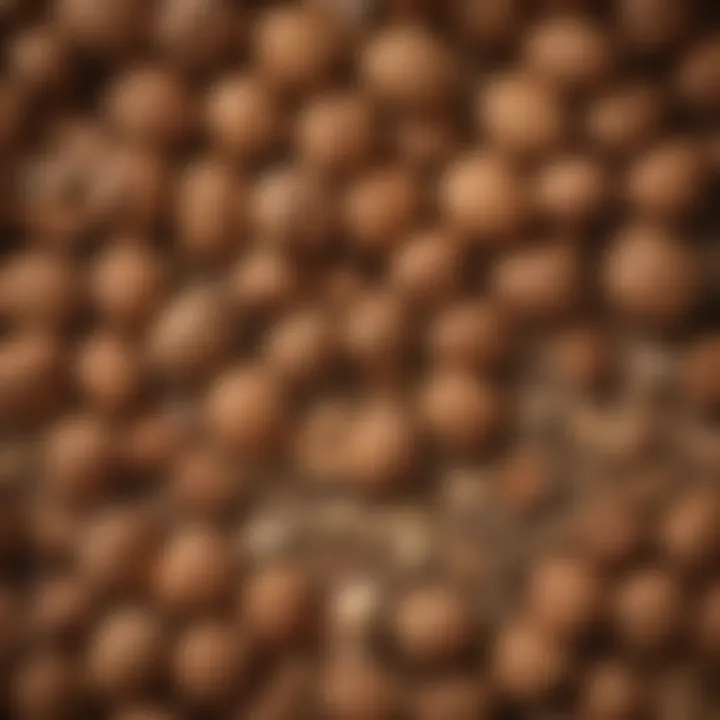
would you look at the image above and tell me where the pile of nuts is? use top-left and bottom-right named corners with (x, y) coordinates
top-left (0, 0), bottom-right (718, 718)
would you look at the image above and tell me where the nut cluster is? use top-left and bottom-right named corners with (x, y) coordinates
top-left (0, 0), bottom-right (717, 718)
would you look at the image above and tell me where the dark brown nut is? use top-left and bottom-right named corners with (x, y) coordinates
top-left (173, 622), bottom-right (248, 708)
top-left (390, 229), bottom-right (463, 310)
top-left (343, 167), bottom-right (421, 254)
top-left (228, 248), bottom-right (302, 317)
top-left (659, 488), bottom-right (720, 574)
top-left (153, 526), bottom-right (235, 617)
top-left (205, 75), bottom-right (281, 165)
top-left (694, 583), bottom-right (720, 664)
top-left (394, 112), bottom-right (459, 171)
top-left (475, 72), bottom-right (565, 158)
top-left (526, 556), bottom-right (604, 641)
top-left (413, 675), bottom-right (493, 720)
top-left (147, 285), bottom-right (234, 386)
top-left (495, 446), bottom-right (556, 519)
top-left (676, 37), bottom-right (720, 117)
top-left (295, 92), bottom-right (375, 177)
top-left (418, 371), bottom-right (506, 456)
top-left (453, 0), bottom-right (520, 48)
top-left (6, 25), bottom-right (72, 96)
top-left (251, 167), bottom-right (336, 255)
top-left (679, 335), bottom-right (720, 416)
top-left (29, 501), bottom-right (81, 566)
top-left (77, 506), bottom-right (160, 598)
top-left (619, 0), bottom-right (693, 53)
top-left (30, 574), bottom-right (94, 642)
top-left (545, 325), bottom-right (615, 393)
top-left (75, 333), bottom-right (143, 417)
top-left (360, 25), bottom-right (457, 110)
top-left (254, 4), bottom-right (343, 94)
top-left (626, 141), bottom-right (709, 220)
top-left (612, 568), bottom-right (683, 655)
top-left (263, 308), bottom-right (338, 388)
top-left (602, 224), bottom-right (701, 330)
top-left (0, 332), bottom-right (68, 428)
top-left (54, 0), bottom-right (149, 56)
top-left (104, 67), bottom-right (193, 151)
top-left (86, 608), bottom-right (167, 698)
top-left (154, 0), bottom-right (237, 72)
top-left (341, 291), bottom-right (412, 379)
top-left (428, 300), bottom-right (514, 374)
top-left (345, 400), bottom-right (418, 496)
top-left (391, 583), bottom-right (474, 668)
top-left (522, 16), bottom-right (615, 92)
top-left (320, 654), bottom-right (401, 720)
top-left (111, 706), bottom-right (180, 720)
top-left (12, 651), bottom-right (82, 720)
top-left (533, 155), bottom-right (608, 228)
top-left (87, 145), bottom-right (172, 232)
top-left (90, 240), bottom-right (166, 334)
top-left (43, 415), bottom-right (116, 507)
top-left (440, 153), bottom-right (527, 244)
top-left (175, 158), bottom-right (249, 265)
top-left (170, 445), bottom-right (247, 523)
top-left (204, 365), bottom-right (287, 460)
top-left (492, 619), bottom-right (568, 704)
top-left (121, 409), bottom-right (189, 479)
top-left (0, 250), bottom-right (79, 331)
top-left (580, 661), bottom-right (648, 720)
top-left (491, 243), bottom-right (584, 324)
top-left (586, 82), bottom-right (664, 154)
top-left (243, 658), bottom-right (316, 720)
top-left (241, 561), bottom-right (320, 647)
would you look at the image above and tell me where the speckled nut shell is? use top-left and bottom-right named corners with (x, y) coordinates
top-left (440, 153), bottom-right (527, 243)
top-left (476, 72), bottom-right (565, 158)
top-left (360, 25), bottom-right (457, 109)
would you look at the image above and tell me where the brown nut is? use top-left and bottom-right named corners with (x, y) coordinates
top-left (602, 224), bottom-right (701, 330)
top-left (103, 67), bottom-right (193, 151)
top-left (694, 583), bottom-right (720, 664)
top-left (90, 240), bottom-right (166, 334)
top-left (492, 619), bottom-right (568, 704)
top-left (418, 371), bottom-right (505, 456)
top-left (453, 0), bottom-right (520, 48)
top-left (43, 415), bottom-right (116, 507)
top-left (75, 332), bottom-right (143, 417)
top-left (30, 574), bottom-right (94, 642)
top-left (254, 4), bottom-right (343, 94)
top-left (153, 526), bottom-right (235, 616)
top-left (360, 25), bottom-right (457, 110)
top-left (241, 561), bottom-right (320, 647)
top-left (391, 583), bottom-right (474, 668)
top-left (475, 72), bottom-right (565, 158)
top-left (626, 141), bottom-right (708, 220)
top-left (6, 25), bottom-right (72, 96)
top-left (526, 556), bottom-right (605, 641)
top-left (346, 400), bottom-right (418, 496)
top-left (205, 74), bottom-right (281, 164)
top-left (491, 242), bottom-right (584, 324)
top-left (295, 92), bottom-right (375, 177)
top-left (580, 661), bottom-right (648, 720)
top-left (495, 445), bottom-right (557, 519)
top-left (440, 153), bottom-right (527, 243)
top-left (390, 229), bottom-right (463, 310)
top-left (175, 158), bottom-right (249, 265)
top-left (522, 16), bottom-right (614, 92)
top-left (204, 365), bottom-right (287, 460)
top-left (428, 300), bottom-right (514, 374)
top-left (344, 167), bottom-right (421, 254)
top-left (86, 608), bottom-right (166, 698)
top-left (619, 0), bottom-right (693, 53)
top-left (586, 82), bottom-right (664, 155)
top-left (676, 37), bottom-right (720, 117)
top-left (679, 334), bottom-right (720, 417)
top-left (0, 250), bottom-right (80, 332)
top-left (147, 285), bottom-right (234, 386)
top-left (533, 155), bottom-right (608, 228)
top-left (394, 112), bottom-right (459, 171)
top-left (173, 622), bottom-right (248, 708)
top-left (413, 675), bottom-right (493, 720)
top-left (613, 568), bottom-right (683, 655)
